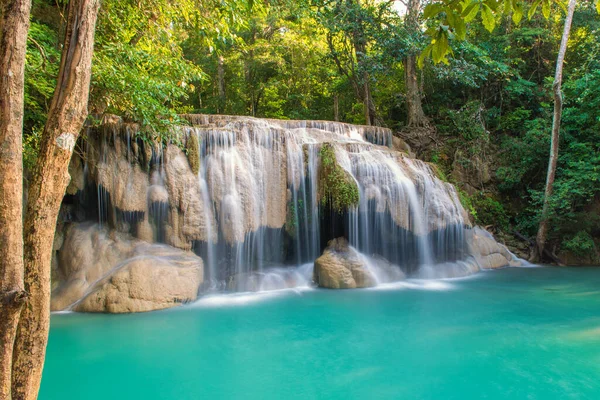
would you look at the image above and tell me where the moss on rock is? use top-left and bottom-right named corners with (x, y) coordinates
top-left (427, 162), bottom-right (448, 183)
top-left (318, 143), bottom-right (359, 212)
top-left (185, 133), bottom-right (200, 175)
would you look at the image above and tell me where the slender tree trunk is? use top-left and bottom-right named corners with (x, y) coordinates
top-left (535, 0), bottom-right (577, 261)
top-left (333, 94), bottom-right (339, 121)
top-left (11, 1), bottom-right (100, 399)
top-left (404, 0), bottom-right (428, 127)
top-left (217, 54), bottom-right (225, 113)
top-left (0, 2), bottom-right (31, 399)
top-left (363, 77), bottom-right (371, 126)
top-left (354, 40), bottom-right (378, 126)
top-left (349, 0), bottom-right (379, 126)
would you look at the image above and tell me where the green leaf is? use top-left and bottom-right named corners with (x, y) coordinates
top-left (597, 0), bottom-right (600, 14)
top-left (542, 0), bottom-right (551, 19)
top-left (528, 0), bottom-right (541, 19)
top-left (431, 32), bottom-right (450, 63)
top-left (423, 3), bottom-right (444, 19)
top-left (512, 0), bottom-right (523, 24)
top-left (484, 0), bottom-right (500, 12)
top-left (481, 4), bottom-right (496, 32)
top-left (462, 2), bottom-right (480, 22)
top-left (418, 45), bottom-right (432, 69)
top-left (553, 0), bottom-right (567, 13)
top-left (454, 18), bottom-right (467, 40)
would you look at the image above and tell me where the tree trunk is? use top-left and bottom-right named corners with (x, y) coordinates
top-left (11, 1), bottom-right (100, 399)
top-left (349, 0), bottom-right (380, 126)
top-left (404, 54), bottom-right (428, 127)
top-left (354, 39), bottom-right (379, 126)
top-left (363, 77), bottom-right (371, 126)
top-left (333, 94), bottom-right (339, 121)
top-left (217, 54), bottom-right (225, 113)
top-left (404, 0), bottom-right (428, 128)
top-left (0, 1), bottom-right (31, 399)
top-left (535, 0), bottom-right (576, 262)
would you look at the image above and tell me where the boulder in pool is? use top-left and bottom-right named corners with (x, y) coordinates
top-left (313, 238), bottom-right (377, 289)
top-left (51, 223), bottom-right (203, 313)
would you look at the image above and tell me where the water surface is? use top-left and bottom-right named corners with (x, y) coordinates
top-left (41, 267), bottom-right (600, 399)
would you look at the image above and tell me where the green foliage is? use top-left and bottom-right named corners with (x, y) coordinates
top-left (318, 143), bottom-right (360, 212)
top-left (20, 0), bottom-right (600, 261)
top-left (90, 0), bottom-right (210, 139)
top-left (23, 129), bottom-right (42, 171)
top-left (562, 231), bottom-right (597, 259)
top-left (420, 0), bottom-right (596, 66)
top-left (23, 20), bottom-right (61, 166)
top-left (186, 1), bottom-right (337, 120)
top-left (457, 188), bottom-right (477, 220)
top-left (285, 202), bottom-right (298, 236)
top-left (448, 101), bottom-right (490, 142)
top-left (471, 192), bottom-right (509, 230)
top-left (428, 162), bottom-right (449, 182)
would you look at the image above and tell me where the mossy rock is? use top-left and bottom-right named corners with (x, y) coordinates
top-left (318, 143), bottom-right (359, 212)
top-left (427, 162), bottom-right (448, 183)
top-left (185, 133), bottom-right (200, 175)
top-left (285, 200), bottom-right (298, 237)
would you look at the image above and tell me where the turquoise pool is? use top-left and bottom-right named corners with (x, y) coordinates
top-left (40, 266), bottom-right (600, 399)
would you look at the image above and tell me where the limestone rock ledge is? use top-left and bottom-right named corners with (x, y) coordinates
top-left (51, 223), bottom-right (203, 313)
top-left (468, 227), bottom-right (521, 270)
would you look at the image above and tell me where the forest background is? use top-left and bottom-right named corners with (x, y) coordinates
top-left (22, 0), bottom-right (600, 263)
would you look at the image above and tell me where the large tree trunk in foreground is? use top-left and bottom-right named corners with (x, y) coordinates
top-left (535, 0), bottom-right (576, 261)
top-left (404, 0), bottom-right (428, 128)
top-left (11, 1), bottom-right (100, 398)
top-left (0, 1), bottom-right (31, 399)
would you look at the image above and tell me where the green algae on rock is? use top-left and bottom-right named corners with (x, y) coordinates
top-left (185, 132), bottom-right (200, 175)
top-left (318, 143), bottom-right (359, 212)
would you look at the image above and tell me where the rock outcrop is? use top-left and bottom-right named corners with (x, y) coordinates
top-left (51, 115), bottom-right (519, 310)
top-left (313, 238), bottom-right (403, 289)
top-left (51, 223), bottom-right (203, 313)
top-left (467, 227), bottom-right (520, 269)
top-left (451, 150), bottom-right (492, 196)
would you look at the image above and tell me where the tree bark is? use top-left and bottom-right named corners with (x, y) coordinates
top-left (362, 76), bottom-right (372, 125)
top-left (354, 42), bottom-right (379, 126)
top-left (333, 93), bottom-right (339, 121)
top-left (0, 1), bottom-right (31, 399)
top-left (535, 0), bottom-right (577, 261)
top-left (404, 0), bottom-right (428, 128)
top-left (352, 29), bottom-right (378, 126)
top-left (348, 0), bottom-right (380, 126)
top-left (404, 54), bottom-right (428, 127)
top-left (217, 54), bottom-right (225, 113)
top-left (11, 1), bottom-right (100, 399)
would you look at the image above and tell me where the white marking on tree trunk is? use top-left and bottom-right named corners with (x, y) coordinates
top-left (56, 133), bottom-right (76, 152)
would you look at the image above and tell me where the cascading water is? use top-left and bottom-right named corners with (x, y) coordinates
top-left (64, 114), bottom-right (479, 297)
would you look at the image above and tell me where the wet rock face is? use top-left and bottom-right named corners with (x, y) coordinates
top-left (51, 223), bottom-right (203, 313)
top-left (467, 227), bottom-right (520, 269)
top-left (451, 150), bottom-right (492, 196)
top-left (314, 238), bottom-right (376, 289)
top-left (73, 253), bottom-right (202, 313)
top-left (313, 238), bottom-right (404, 289)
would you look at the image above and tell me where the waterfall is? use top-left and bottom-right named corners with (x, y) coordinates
top-left (66, 114), bottom-right (476, 294)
